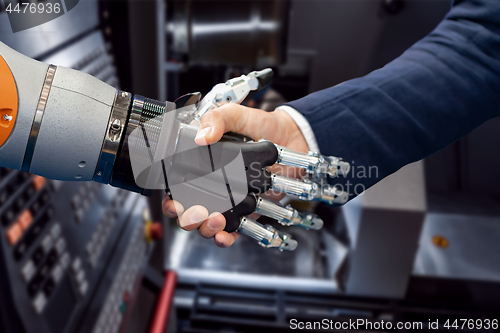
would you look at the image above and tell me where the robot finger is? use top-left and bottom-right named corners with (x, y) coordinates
top-left (270, 173), bottom-right (349, 205)
top-left (254, 195), bottom-right (324, 230)
top-left (274, 144), bottom-right (350, 178)
top-left (237, 215), bottom-right (298, 252)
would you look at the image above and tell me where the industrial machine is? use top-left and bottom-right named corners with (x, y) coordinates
top-left (0, 2), bottom-right (161, 333)
top-left (159, 0), bottom-right (500, 331)
top-left (0, 168), bottom-right (154, 333)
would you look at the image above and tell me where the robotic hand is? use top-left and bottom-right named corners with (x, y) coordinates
top-left (155, 69), bottom-right (351, 251)
top-left (0, 42), bottom-right (349, 251)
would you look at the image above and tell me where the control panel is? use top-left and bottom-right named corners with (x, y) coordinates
top-left (0, 167), bottom-right (152, 333)
top-left (0, 3), bottom-right (158, 332)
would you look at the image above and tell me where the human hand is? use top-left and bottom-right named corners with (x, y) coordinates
top-left (162, 103), bottom-right (309, 247)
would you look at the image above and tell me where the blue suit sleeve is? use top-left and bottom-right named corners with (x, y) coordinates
top-left (286, 0), bottom-right (500, 195)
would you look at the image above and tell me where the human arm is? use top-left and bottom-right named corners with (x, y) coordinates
top-left (163, 0), bottom-right (500, 246)
top-left (285, 0), bottom-right (500, 193)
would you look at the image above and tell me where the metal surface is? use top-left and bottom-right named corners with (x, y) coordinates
top-left (342, 161), bottom-right (426, 298)
top-left (271, 173), bottom-right (317, 200)
top-left (165, 221), bottom-right (329, 280)
top-left (167, 0), bottom-right (288, 66)
top-left (93, 91), bottom-right (132, 184)
top-left (21, 65), bottom-right (57, 172)
top-left (413, 194), bottom-right (500, 282)
top-left (256, 196), bottom-right (294, 222)
top-left (176, 269), bottom-right (338, 294)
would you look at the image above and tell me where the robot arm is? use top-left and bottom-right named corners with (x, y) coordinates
top-left (0, 41), bottom-right (350, 251)
top-left (0, 41), bottom-right (161, 193)
top-left (0, 42), bottom-right (120, 183)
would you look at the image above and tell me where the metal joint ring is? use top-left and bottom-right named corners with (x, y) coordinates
top-left (22, 64), bottom-right (57, 172)
top-left (93, 90), bottom-right (132, 184)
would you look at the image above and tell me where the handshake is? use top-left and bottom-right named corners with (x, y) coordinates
top-left (130, 70), bottom-right (350, 251)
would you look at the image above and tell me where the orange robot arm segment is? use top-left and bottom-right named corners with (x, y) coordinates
top-left (0, 55), bottom-right (19, 147)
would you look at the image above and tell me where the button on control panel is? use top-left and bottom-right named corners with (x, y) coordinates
top-left (85, 191), bottom-right (127, 268)
top-left (92, 216), bottom-right (147, 333)
top-left (71, 182), bottom-right (99, 224)
top-left (1, 166), bottom-right (148, 333)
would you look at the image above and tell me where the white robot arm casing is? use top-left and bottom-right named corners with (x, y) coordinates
top-left (29, 66), bottom-right (116, 181)
top-left (0, 42), bottom-right (117, 181)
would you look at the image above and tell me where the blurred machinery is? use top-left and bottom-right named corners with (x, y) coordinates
top-left (0, 2), bottom-right (162, 333)
top-left (167, 0), bottom-right (288, 66)
top-left (164, 0), bottom-right (288, 101)
top-left (161, 0), bottom-right (500, 331)
top-left (1, 0), bottom-right (500, 333)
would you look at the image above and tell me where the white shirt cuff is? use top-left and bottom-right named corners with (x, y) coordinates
top-left (275, 105), bottom-right (320, 153)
